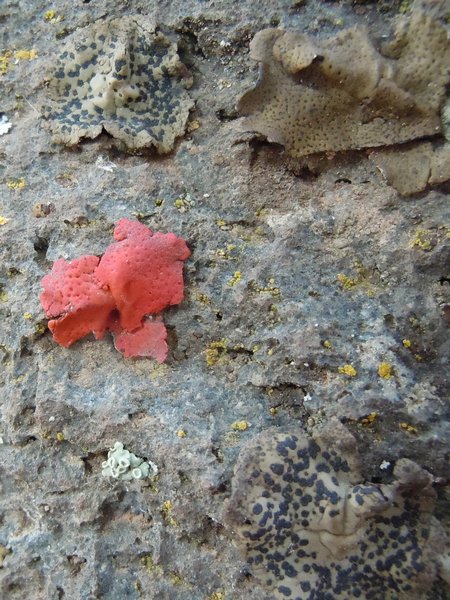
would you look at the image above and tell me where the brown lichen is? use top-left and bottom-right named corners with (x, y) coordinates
top-left (238, 12), bottom-right (449, 159)
top-left (44, 16), bottom-right (193, 151)
top-left (369, 141), bottom-right (450, 195)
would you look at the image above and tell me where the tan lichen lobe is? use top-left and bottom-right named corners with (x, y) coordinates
top-left (370, 141), bottom-right (450, 195)
top-left (224, 428), bottom-right (450, 599)
top-left (238, 11), bottom-right (449, 159)
top-left (44, 16), bottom-right (194, 152)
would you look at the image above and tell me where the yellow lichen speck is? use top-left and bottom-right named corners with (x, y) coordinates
top-left (205, 339), bottom-right (228, 366)
top-left (162, 500), bottom-right (177, 526)
top-left (378, 362), bottom-right (392, 379)
top-left (210, 593), bottom-right (224, 600)
top-left (231, 420), bottom-right (250, 432)
top-left (402, 339), bottom-right (412, 348)
top-left (6, 178), bottom-right (26, 190)
top-left (44, 10), bottom-right (63, 23)
top-left (323, 340), bottom-right (332, 349)
top-left (141, 555), bottom-right (163, 576)
top-left (0, 216), bottom-right (9, 225)
top-left (411, 229), bottom-right (434, 251)
top-left (15, 50), bottom-right (38, 60)
top-left (0, 51), bottom-right (12, 74)
top-left (227, 271), bottom-right (242, 287)
top-left (400, 422), bottom-right (418, 434)
top-left (337, 273), bottom-right (357, 290)
top-left (196, 292), bottom-right (211, 306)
top-left (23, 312), bottom-right (32, 320)
top-left (360, 412), bottom-right (378, 427)
top-left (338, 364), bottom-right (357, 377)
top-left (176, 429), bottom-right (186, 438)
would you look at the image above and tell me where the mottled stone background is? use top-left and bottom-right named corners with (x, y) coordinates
top-left (0, 1), bottom-right (449, 599)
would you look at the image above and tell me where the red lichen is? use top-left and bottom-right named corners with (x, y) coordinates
top-left (41, 256), bottom-right (116, 347)
top-left (40, 219), bottom-right (190, 360)
top-left (95, 218), bottom-right (190, 331)
top-left (108, 314), bottom-right (168, 363)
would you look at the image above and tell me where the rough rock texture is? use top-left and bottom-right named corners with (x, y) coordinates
top-left (0, 0), bottom-right (449, 599)
top-left (43, 16), bottom-right (194, 151)
top-left (224, 427), bottom-right (450, 599)
top-left (237, 10), bottom-right (450, 159)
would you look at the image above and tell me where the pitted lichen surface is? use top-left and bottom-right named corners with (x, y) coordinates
top-left (238, 11), bottom-right (450, 158)
top-left (44, 16), bottom-right (194, 151)
top-left (224, 429), bottom-right (450, 600)
top-left (369, 141), bottom-right (450, 195)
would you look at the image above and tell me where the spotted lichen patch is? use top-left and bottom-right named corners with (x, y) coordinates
top-left (223, 428), bottom-right (450, 600)
top-left (43, 16), bottom-right (194, 152)
top-left (238, 11), bottom-right (449, 159)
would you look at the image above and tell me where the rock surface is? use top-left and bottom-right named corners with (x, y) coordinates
top-left (0, 1), bottom-right (449, 599)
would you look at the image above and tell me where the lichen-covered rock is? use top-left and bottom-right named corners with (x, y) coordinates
top-left (238, 11), bottom-right (450, 159)
top-left (43, 16), bottom-right (194, 151)
top-left (223, 428), bottom-right (450, 600)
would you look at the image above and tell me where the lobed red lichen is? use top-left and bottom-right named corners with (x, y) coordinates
top-left (40, 218), bottom-right (190, 362)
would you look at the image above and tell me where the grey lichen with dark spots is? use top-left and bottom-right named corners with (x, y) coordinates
top-left (223, 428), bottom-right (450, 599)
top-left (43, 16), bottom-right (194, 152)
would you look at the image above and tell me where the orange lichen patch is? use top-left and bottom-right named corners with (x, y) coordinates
top-left (42, 255), bottom-right (116, 347)
top-left (238, 12), bottom-right (449, 159)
